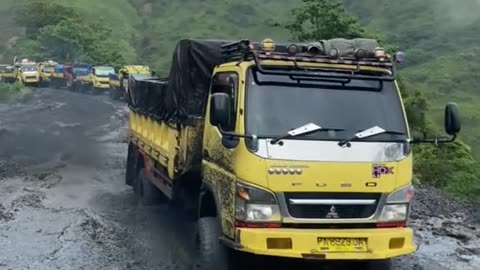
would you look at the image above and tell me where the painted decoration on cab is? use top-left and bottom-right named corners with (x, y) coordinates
top-left (372, 164), bottom-right (394, 178)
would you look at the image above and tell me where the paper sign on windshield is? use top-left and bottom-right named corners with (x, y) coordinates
top-left (288, 123), bottom-right (322, 136)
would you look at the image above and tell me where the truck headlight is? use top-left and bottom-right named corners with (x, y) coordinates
top-left (379, 204), bottom-right (408, 221)
top-left (235, 182), bottom-right (281, 223)
top-left (379, 185), bottom-right (414, 222)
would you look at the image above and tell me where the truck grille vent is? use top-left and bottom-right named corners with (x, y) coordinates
top-left (284, 192), bottom-right (381, 219)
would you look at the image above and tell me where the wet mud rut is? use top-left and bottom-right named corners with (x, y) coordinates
top-left (0, 88), bottom-right (479, 270)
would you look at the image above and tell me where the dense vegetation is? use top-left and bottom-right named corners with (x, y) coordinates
top-left (0, 82), bottom-right (31, 102)
top-left (1, 0), bottom-right (479, 201)
top-left (10, 1), bottom-right (130, 68)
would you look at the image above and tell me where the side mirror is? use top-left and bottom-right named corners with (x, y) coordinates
top-left (444, 102), bottom-right (461, 135)
top-left (151, 71), bottom-right (156, 76)
top-left (210, 93), bottom-right (231, 129)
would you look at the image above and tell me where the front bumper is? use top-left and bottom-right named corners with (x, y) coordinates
top-left (94, 82), bottom-right (110, 89)
top-left (24, 79), bottom-right (39, 83)
top-left (236, 227), bottom-right (415, 260)
top-left (110, 81), bottom-right (121, 88)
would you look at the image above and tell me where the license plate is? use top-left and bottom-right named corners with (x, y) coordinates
top-left (317, 238), bottom-right (367, 252)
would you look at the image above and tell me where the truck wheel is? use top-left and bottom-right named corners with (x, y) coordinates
top-left (109, 88), bottom-right (115, 99)
top-left (362, 259), bottom-right (392, 270)
top-left (134, 170), bottom-right (143, 198)
top-left (192, 217), bottom-right (230, 270)
top-left (137, 169), bottom-right (165, 205)
top-left (109, 88), bottom-right (119, 100)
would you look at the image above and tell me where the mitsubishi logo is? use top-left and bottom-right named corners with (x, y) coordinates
top-left (325, 205), bottom-right (340, 219)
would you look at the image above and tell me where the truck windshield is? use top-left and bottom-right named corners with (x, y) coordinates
top-left (245, 69), bottom-right (408, 142)
top-left (95, 68), bottom-right (115, 77)
top-left (73, 68), bottom-right (88, 75)
top-left (21, 65), bottom-right (37, 72)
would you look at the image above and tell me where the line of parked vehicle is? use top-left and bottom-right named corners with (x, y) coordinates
top-left (0, 58), bottom-right (153, 101)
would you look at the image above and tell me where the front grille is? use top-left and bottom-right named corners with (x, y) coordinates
top-left (284, 192), bottom-right (381, 219)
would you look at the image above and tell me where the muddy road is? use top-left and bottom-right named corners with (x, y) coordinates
top-left (0, 88), bottom-right (479, 270)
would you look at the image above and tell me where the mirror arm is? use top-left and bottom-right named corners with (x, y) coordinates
top-left (410, 134), bottom-right (457, 145)
top-left (217, 125), bottom-right (253, 139)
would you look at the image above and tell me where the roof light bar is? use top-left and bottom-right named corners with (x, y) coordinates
top-left (328, 48), bottom-right (339, 59)
top-left (261, 38), bottom-right (275, 55)
top-left (287, 44), bottom-right (299, 55)
top-left (354, 48), bottom-right (367, 60)
top-left (220, 39), bottom-right (401, 81)
top-left (375, 47), bottom-right (387, 61)
top-left (307, 44), bottom-right (322, 54)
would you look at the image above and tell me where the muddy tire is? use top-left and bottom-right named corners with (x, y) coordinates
top-left (192, 217), bottom-right (230, 270)
top-left (110, 88), bottom-right (120, 100)
top-left (133, 169), bottom-right (143, 201)
top-left (125, 142), bottom-right (137, 187)
top-left (109, 88), bottom-right (115, 99)
top-left (137, 169), bottom-right (165, 205)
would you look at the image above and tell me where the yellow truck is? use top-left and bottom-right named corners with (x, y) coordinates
top-left (74, 64), bottom-right (94, 92)
top-left (87, 66), bottom-right (115, 94)
top-left (0, 65), bottom-right (12, 83)
top-left (37, 60), bottom-right (58, 86)
top-left (1, 65), bottom-right (16, 83)
top-left (109, 65), bottom-right (152, 100)
top-left (15, 60), bottom-right (40, 86)
top-left (50, 64), bottom-right (65, 89)
top-left (0, 65), bottom-right (7, 79)
top-left (125, 39), bottom-right (462, 270)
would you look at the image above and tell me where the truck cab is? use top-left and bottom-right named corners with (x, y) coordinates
top-left (37, 61), bottom-right (57, 86)
top-left (15, 60), bottom-right (40, 86)
top-left (126, 39), bottom-right (462, 270)
top-left (64, 63), bottom-right (93, 92)
top-left (0, 64), bottom-right (7, 81)
top-left (50, 64), bottom-right (65, 88)
top-left (91, 66), bottom-right (115, 92)
top-left (110, 65), bottom-right (152, 100)
top-left (1, 65), bottom-right (16, 83)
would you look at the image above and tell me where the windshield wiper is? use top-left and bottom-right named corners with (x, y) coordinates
top-left (270, 123), bottom-right (344, 145)
top-left (337, 126), bottom-right (406, 147)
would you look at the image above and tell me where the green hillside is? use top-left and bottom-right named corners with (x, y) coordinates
top-left (1, 0), bottom-right (479, 156)
top-left (344, 0), bottom-right (480, 158)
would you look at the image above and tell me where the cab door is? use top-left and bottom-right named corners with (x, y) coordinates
top-left (202, 66), bottom-right (243, 239)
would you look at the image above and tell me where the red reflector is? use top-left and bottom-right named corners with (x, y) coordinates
top-left (376, 222), bottom-right (407, 228)
top-left (235, 221), bottom-right (281, 229)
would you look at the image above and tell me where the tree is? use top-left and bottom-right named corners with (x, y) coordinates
top-left (15, 0), bottom-right (79, 38)
top-left (37, 19), bottom-right (87, 62)
top-left (283, 0), bottom-right (368, 41)
top-left (37, 18), bottom-right (126, 66)
top-left (13, 1), bottom-right (127, 66)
